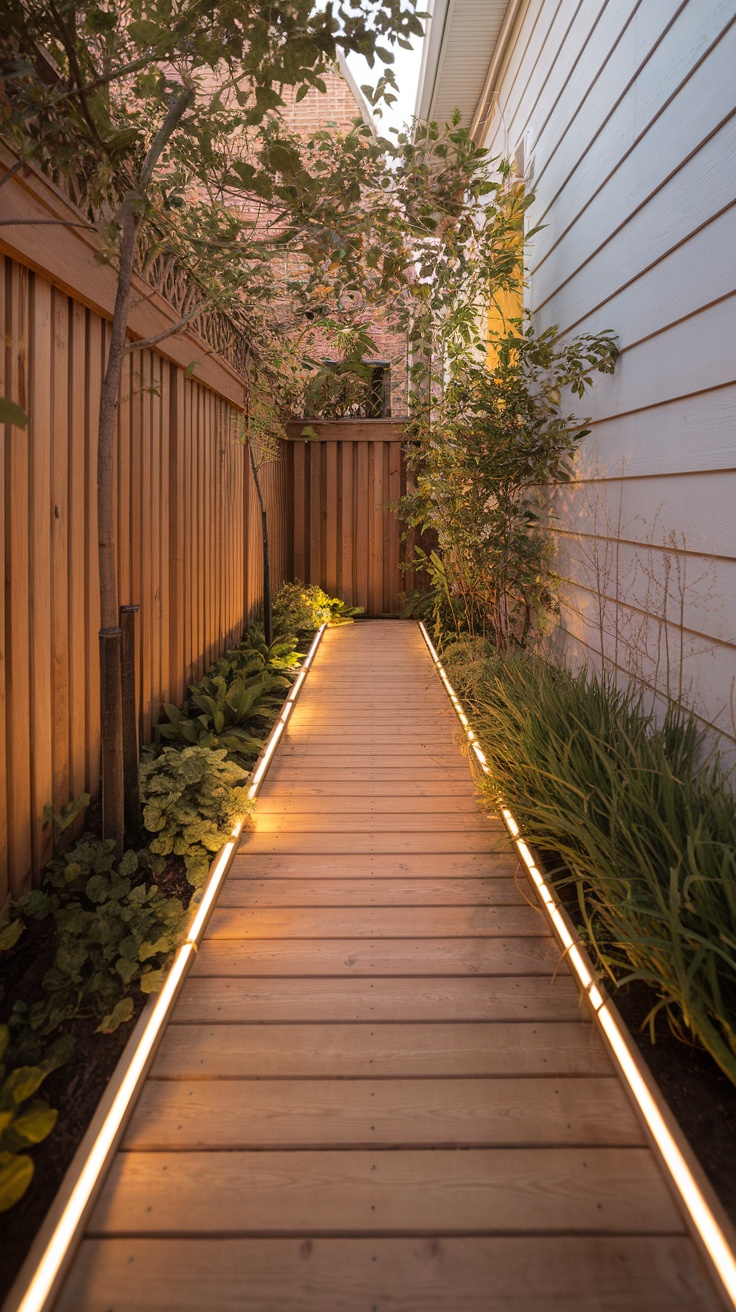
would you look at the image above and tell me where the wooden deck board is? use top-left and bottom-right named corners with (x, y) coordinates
top-left (189, 936), bottom-right (565, 976)
top-left (58, 1236), bottom-right (722, 1312)
top-left (151, 1021), bottom-right (613, 1079)
top-left (123, 1076), bottom-right (644, 1150)
top-left (204, 905), bottom-right (548, 937)
top-left (57, 620), bottom-right (723, 1310)
top-left (88, 1147), bottom-right (682, 1235)
top-left (216, 876), bottom-right (525, 904)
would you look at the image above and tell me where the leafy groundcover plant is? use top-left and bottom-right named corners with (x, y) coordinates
top-left (442, 637), bottom-right (736, 1088)
top-left (0, 593), bottom-right (335, 1233)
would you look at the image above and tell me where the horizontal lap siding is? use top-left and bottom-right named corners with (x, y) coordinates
top-left (486, 0), bottom-right (736, 751)
top-left (0, 255), bottom-right (288, 901)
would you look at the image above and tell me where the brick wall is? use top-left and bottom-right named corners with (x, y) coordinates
top-left (282, 67), bottom-right (409, 418)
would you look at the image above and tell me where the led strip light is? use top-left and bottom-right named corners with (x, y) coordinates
top-left (12, 623), bottom-right (327, 1312)
top-left (418, 620), bottom-right (736, 1310)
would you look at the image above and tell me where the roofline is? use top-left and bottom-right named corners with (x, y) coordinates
top-left (415, 0), bottom-right (529, 142)
top-left (470, 0), bottom-right (528, 142)
top-left (414, 0), bottom-right (450, 121)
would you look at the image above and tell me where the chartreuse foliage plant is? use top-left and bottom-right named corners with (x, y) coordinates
top-left (274, 581), bottom-right (363, 635)
top-left (141, 746), bottom-right (253, 888)
top-left (441, 637), bottom-right (736, 1087)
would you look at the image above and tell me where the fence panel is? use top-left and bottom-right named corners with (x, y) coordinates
top-left (286, 425), bottom-right (425, 619)
top-left (286, 420), bottom-right (420, 616)
top-left (0, 252), bottom-right (288, 901)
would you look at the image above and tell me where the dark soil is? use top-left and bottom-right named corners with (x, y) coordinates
top-left (544, 857), bottom-right (736, 1226)
top-left (0, 855), bottom-right (192, 1302)
top-left (614, 978), bottom-right (736, 1223)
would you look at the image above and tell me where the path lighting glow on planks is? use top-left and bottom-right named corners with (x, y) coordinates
top-left (16, 624), bottom-right (328, 1312)
top-left (417, 620), bottom-right (736, 1310)
top-left (248, 624), bottom-right (326, 796)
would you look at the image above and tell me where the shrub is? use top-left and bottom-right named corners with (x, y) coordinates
top-left (454, 645), bottom-right (736, 1086)
top-left (273, 581), bottom-right (362, 634)
top-left (9, 839), bottom-right (187, 1043)
top-left (141, 746), bottom-right (253, 887)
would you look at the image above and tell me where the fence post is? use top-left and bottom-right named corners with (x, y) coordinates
top-left (99, 628), bottom-right (124, 857)
top-left (120, 605), bottom-right (141, 841)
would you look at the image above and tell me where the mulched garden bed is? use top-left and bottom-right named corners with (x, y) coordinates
top-left (0, 856), bottom-right (192, 1303)
top-left (541, 855), bottom-right (736, 1227)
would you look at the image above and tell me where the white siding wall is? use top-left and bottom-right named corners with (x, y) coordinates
top-left (485, 0), bottom-right (736, 750)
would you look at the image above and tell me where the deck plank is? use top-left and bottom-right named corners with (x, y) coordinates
top-left (205, 905), bottom-right (548, 938)
top-left (151, 1021), bottom-right (613, 1079)
top-left (88, 1148), bottom-right (682, 1235)
top-left (189, 936), bottom-right (564, 976)
top-left (216, 877), bottom-right (525, 904)
top-left (123, 1076), bottom-right (644, 1150)
top-left (58, 1236), bottom-right (722, 1312)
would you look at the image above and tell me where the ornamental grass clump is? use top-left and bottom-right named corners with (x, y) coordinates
top-left (443, 641), bottom-right (736, 1086)
top-left (141, 746), bottom-right (253, 888)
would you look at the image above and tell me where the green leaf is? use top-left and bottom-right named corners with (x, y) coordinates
top-left (0, 919), bottom-right (23, 952)
top-left (96, 996), bottom-right (134, 1034)
top-left (12, 1102), bottom-right (57, 1146)
top-left (118, 850), bottom-right (138, 878)
top-left (0, 1151), bottom-right (34, 1212)
top-left (5, 1066), bottom-right (47, 1105)
top-left (0, 399), bottom-right (28, 428)
top-left (140, 967), bottom-right (167, 994)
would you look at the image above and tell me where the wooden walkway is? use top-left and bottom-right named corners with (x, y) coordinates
top-left (58, 622), bottom-right (721, 1309)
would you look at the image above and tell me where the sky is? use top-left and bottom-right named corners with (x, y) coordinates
top-left (345, 25), bottom-right (426, 138)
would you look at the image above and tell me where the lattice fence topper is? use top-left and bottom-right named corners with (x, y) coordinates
top-left (49, 161), bottom-right (248, 376)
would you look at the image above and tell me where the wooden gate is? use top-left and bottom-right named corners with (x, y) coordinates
top-left (286, 420), bottom-right (420, 616)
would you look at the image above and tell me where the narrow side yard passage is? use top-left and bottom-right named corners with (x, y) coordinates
top-left (58, 622), bottom-right (720, 1310)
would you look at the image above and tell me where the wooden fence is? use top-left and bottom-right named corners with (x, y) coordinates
top-left (286, 420), bottom-right (422, 616)
top-left (0, 160), bottom-right (289, 902)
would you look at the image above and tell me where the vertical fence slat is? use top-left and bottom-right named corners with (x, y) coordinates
top-left (0, 260), bottom-right (8, 903)
top-left (6, 262), bottom-right (33, 898)
top-left (84, 313), bottom-right (102, 798)
top-left (51, 290), bottom-right (70, 822)
top-left (30, 276), bottom-right (54, 873)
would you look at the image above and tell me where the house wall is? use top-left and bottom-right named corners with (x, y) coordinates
top-left (483, 0), bottom-right (736, 750)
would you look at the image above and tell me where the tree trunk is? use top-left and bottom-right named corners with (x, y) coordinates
top-left (96, 88), bottom-right (193, 854)
top-left (97, 199), bottom-right (139, 853)
top-left (249, 444), bottom-right (272, 646)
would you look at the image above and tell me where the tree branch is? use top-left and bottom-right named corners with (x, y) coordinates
top-left (123, 304), bottom-right (211, 355)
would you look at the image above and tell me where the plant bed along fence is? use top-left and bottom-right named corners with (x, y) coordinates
top-left (0, 582), bottom-right (356, 1307)
top-left (419, 624), bottom-right (736, 1309)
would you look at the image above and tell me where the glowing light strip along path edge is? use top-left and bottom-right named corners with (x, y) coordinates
top-left (11, 623), bottom-right (328, 1312)
top-left (417, 620), bottom-right (736, 1311)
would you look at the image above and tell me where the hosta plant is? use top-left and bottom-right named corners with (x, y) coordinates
top-left (141, 746), bottom-right (253, 888)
